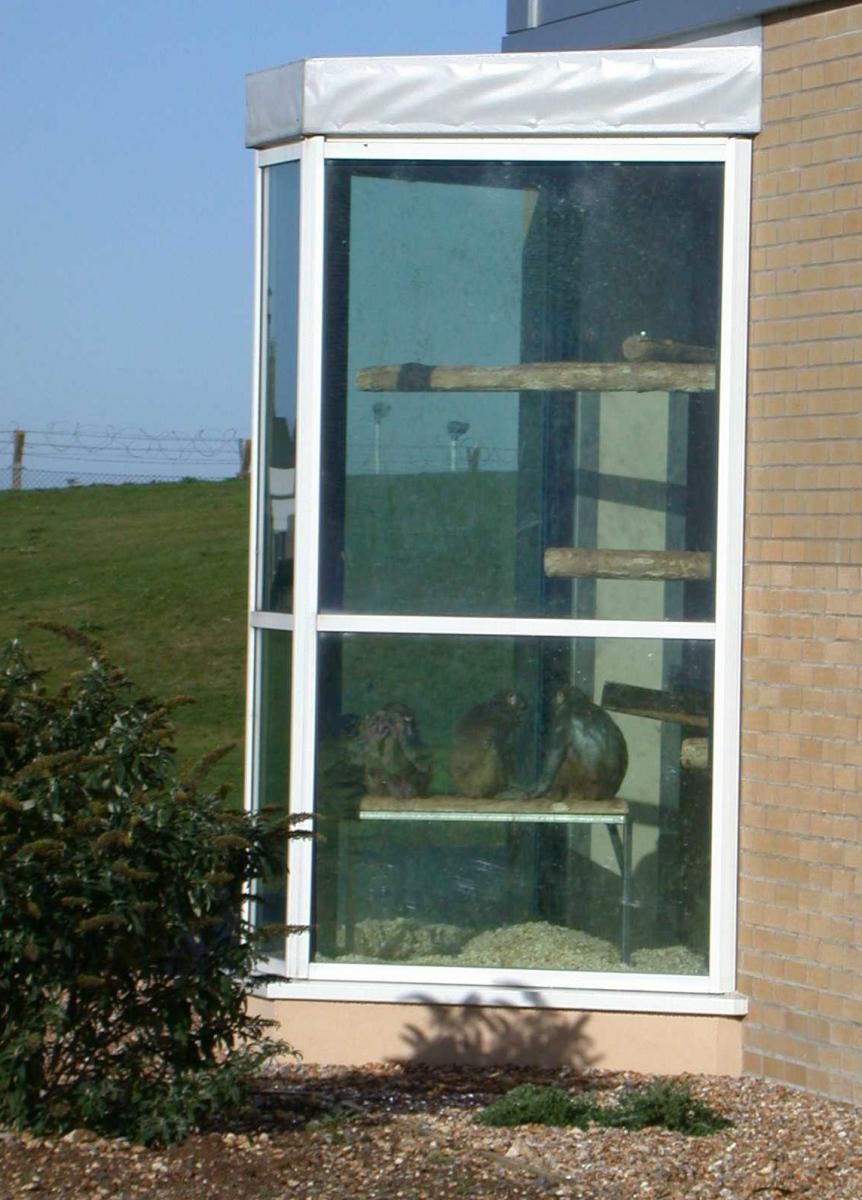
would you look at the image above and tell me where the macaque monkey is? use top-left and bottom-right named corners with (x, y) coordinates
top-left (449, 689), bottom-right (527, 798)
top-left (534, 686), bottom-right (628, 801)
top-left (358, 703), bottom-right (432, 799)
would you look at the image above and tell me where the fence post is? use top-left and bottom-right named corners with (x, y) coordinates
top-left (12, 430), bottom-right (25, 490)
top-left (238, 438), bottom-right (251, 479)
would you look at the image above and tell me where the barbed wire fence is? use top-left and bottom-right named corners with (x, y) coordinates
top-left (1, 425), bottom-right (251, 492)
top-left (2, 425), bottom-right (518, 491)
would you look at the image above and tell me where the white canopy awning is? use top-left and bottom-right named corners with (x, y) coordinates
top-left (245, 47), bottom-right (761, 148)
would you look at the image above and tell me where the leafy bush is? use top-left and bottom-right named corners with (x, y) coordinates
top-left (0, 628), bottom-right (297, 1144)
top-left (476, 1080), bottom-right (730, 1136)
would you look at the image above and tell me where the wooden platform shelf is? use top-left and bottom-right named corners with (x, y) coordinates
top-left (356, 360), bottom-right (716, 395)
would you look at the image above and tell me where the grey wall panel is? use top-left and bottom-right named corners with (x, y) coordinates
top-left (507, 0), bottom-right (533, 32)
top-left (505, 0), bottom-right (816, 43)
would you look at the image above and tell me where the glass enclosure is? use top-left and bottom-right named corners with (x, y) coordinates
top-left (250, 139), bottom-right (740, 994)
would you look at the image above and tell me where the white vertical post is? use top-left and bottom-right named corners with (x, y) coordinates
top-left (286, 136), bottom-right (327, 979)
top-left (242, 157), bottom-right (267, 948)
top-left (709, 136), bottom-right (752, 994)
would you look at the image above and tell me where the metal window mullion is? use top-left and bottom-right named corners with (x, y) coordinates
top-left (243, 160), bottom-right (275, 950)
top-left (257, 141), bottom-right (305, 168)
top-left (242, 160), bottom-right (267, 939)
top-left (304, 961), bottom-right (719, 994)
top-left (322, 136), bottom-right (730, 163)
top-left (251, 611), bottom-right (295, 631)
top-left (285, 136), bottom-right (326, 979)
top-left (709, 136), bottom-right (751, 993)
top-left (315, 613), bottom-right (716, 641)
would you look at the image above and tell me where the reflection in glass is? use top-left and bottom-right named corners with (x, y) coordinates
top-left (262, 161), bottom-right (300, 612)
top-left (253, 630), bottom-right (292, 955)
top-left (320, 160), bottom-right (722, 621)
top-left (312, 633), bottom-right (713, 975)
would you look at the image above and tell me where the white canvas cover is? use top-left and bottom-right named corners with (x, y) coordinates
top-left (245, 47), bottom-right (761, 148)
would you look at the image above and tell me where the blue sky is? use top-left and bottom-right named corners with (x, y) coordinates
top-left (0, 1), bottom-right (504, 477)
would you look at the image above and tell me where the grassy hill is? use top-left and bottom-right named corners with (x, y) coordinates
top-left (0, 479), bottom-right (249, 799)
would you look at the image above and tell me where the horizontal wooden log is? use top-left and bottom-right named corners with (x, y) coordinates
top-left (356, 360), bottom-right (716, 394)
top-left (544, 548), bottom-right (712, 581)
top-left (601, 682), bottom-right (710, 730)
top-left (681, 738), bottom-right (710, 771)
top-left (622, 334), bottom-right (716, 364)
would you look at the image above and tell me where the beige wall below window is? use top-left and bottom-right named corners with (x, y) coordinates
top-left (249, 997), bottom-right (744, 1076)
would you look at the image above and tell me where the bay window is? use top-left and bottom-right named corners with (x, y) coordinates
top-left (245, 69), bottom-right (751, 1011)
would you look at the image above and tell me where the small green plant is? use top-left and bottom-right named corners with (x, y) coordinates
top-left (476, 1083), bottom-right (594, 1129)
top-left (604, 1080), bottom-right (731, 1136)
top-left (476, 1080), bottom-right (730, 1137)
top-left (0, 628), bottom-right (299, 1145)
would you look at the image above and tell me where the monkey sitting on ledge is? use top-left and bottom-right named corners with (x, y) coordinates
top-left (449, 689), bottom-right (527, 799)
top-left (534, 685), bottom-right (628, 802)
top-left (358, 703), bottom-right (432, 799)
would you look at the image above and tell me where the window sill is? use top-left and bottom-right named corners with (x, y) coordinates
top-left (252, 978), bottom-right (748, 1017)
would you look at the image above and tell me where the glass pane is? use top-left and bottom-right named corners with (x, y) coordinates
top-left (253, 629), bottom-right (292, 956)
top-left (320, 160), bottom-right (722, 621)
top-left (261, 161), bottom-right (299, 612)
top-left (312, 632), bottom-right (713, 976)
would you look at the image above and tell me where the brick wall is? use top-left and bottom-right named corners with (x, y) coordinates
top-left (741, 0), bottom-right (862, 1105)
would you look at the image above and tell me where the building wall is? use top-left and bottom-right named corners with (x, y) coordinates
top-left (741, 0), bottom-right (862, 1106)
top-left (250, 996), bottom-right (744, 1076)
top-left (502, 0), bottom-right (813, 50)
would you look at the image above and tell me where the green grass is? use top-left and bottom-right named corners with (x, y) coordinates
top-left (0, 479), bottom-right (249, 798)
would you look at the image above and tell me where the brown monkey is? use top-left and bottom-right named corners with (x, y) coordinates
top-left (449, 689), bottom-right (527, 798)
top-left (534, 686), bottom-right (628, 801)
top-left (358, 703), bottom-right (432, 799)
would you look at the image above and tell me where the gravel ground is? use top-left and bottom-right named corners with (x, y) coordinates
top-left (0, 1064), bottom-right (859, 1200)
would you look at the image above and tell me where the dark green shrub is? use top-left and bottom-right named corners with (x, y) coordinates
top-left (476, 1080), bottom-right (730, 1136)
top-left (604, 1080), bottom-right (731, 1136)
top-left (0, 629), bottom-right (297, 1145)
top-left (475, 1083), bottom-right (594, 1128)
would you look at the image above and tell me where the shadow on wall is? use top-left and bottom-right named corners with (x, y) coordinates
top-left (391, 988), bottom-right (600, 1071)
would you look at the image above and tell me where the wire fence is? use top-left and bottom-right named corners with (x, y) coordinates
top-left (2, 425), bottom-right (250, 492)
top-left (2, 425), bottom-right (519, 492)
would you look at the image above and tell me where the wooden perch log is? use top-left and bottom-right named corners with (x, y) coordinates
top-left (601, 682), bottom-right (710, 730)
top-left (622, 334), bottom-right (716, 364)
top-left (544, 548), bottom-right (712, 581)
top-left (681, 738), bottom-right (710, 771)
top-left (356, 360), bottom-right (716, 394)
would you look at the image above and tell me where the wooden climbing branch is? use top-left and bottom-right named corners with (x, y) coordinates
top-left (622, 334), bottom-right (716, 364)
top-left (681, 738), bottom-right (710, 771)
top-left (356, 360), bottom-right (716, 394)
top-left (601, 682), bottom-right (710, 730)
top-left (544, 548), bottom-right (712, 581)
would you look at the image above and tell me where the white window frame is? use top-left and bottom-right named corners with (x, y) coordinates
top-left (247, 135), bottom-right (751, 1016)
